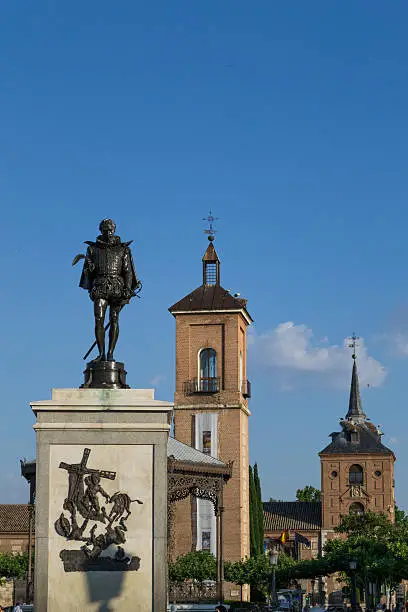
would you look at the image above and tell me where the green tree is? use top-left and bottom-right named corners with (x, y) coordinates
top-left (224, 559), bottom-right (248, 602)
top-left (271, 511), bottom-right (408, 608)
top-left (253, 463), bottom-right (264, 556)
top-left (225, 552), bottom-right (299, 600)
top-left (168, 550), bottom-right (216, 583)
top-left (296, 485), bottom-right (321, 502)
top-left (249, 465), bottom-right (260, 556)
top-left (395, 504), bottom-right (408, 525)
top-left (0, 553), bottom-right (28, 579)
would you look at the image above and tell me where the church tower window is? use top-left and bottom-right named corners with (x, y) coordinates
top-left (349, 464), bottom-right (363, 484)
top-left (199, 348), bottom-right (217, 392)
top-left (204, 263), bottom-right (217, 285)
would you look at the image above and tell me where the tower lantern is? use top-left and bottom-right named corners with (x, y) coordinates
top-left (202, 240), bottom-right (220, 286)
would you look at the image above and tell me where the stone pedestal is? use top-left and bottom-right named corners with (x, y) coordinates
top-left (32, 388), bottom-right (173, 612)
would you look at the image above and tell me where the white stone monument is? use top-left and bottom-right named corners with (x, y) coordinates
top-left (32, 387), bottom-right (173, 612)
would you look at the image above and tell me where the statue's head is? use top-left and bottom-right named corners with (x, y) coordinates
top-left (99, 218), bottom-right (116, 238)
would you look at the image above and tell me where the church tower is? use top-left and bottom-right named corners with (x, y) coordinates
top-left (169, 231), bottom-right (252, 566)
top-left (320, 351), bottom-right (395, 530)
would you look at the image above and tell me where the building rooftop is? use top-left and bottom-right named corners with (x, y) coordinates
top-left (168, 437), bottom-right (227, 466)
top-left (320, 423), bottom-right (394, 455)
top-left (169, 238), bottom-right (252, 322)
top-left (169, 283), bottom-right (251, 318)
top-left (263, 501), bottom-right (322, 531)
top-left (320, 357), bottom-right (394, 457)
top-left (0, 504), bottom-right (30, 533)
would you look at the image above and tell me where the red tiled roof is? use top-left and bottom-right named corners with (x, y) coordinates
top-left (0, 505), bottom-right (29, 533)
top-left (169, 284), bottom-right (252, 319)
top-left (263, 501), bottom-right (322, 532)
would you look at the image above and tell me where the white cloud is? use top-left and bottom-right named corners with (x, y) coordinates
top-left (150, 374), bottom-right (166, 387)
top-left (251, 322), bottom-right (386, 389)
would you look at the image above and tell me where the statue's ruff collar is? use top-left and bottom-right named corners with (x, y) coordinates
top-left (85, 235), bottom-right (122, 248)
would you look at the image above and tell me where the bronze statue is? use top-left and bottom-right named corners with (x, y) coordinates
top-left (74, 219), bottom-right (140, 363)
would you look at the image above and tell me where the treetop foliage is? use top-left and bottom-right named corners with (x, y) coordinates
top-left (169, 550), bottom-right (216, 583)
top-left (0, 553), bottom-right (28, 579)
top-left (295, 485), bottom-right (321, 502)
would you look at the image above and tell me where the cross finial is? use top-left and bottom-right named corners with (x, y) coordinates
top-left (347, 332), bottom-right (360, 360)
top-left (202, 209), bottom-right (219, 242)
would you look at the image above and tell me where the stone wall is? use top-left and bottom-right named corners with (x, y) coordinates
top-left (0, 579), bottom-right (15, 608)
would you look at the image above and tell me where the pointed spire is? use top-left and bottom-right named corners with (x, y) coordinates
top-left (202, 240), bottom-right (220, 285)
top-left (345, 356), bottom-right (366, 423)
top-left (202, 241), bottom-right (220, 262)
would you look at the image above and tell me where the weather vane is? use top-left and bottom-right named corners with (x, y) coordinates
top-left (202, 210), bottom-right (219, 241)
top-left (347, 332), bottom-right (360, 360)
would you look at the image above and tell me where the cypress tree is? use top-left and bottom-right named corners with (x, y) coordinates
top-left (249, 465), bottom-right (259, 556)
top-left (253, 463), bottom-right (264, 555)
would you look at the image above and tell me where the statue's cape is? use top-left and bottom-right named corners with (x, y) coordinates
top-left (79, 236), bottom-right (138, 292)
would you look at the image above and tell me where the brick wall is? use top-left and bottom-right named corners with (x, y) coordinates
top-left (321, 453), bottom-right (395, 528)
top-left (0, 533), bottom-right (29, 554)
top-left (172, 308), bottom-right (251, 594)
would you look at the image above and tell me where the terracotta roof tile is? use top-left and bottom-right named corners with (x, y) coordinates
top-left (0, 504), bottom-right (30, 533)
top-left (320, 424), bottom-right (393, 456)
top-left (263, 501), bottom-right (322, 532)
top-left (169, 284), bottom-right (251, 319)
top-left (168, 437), bottom-right (227, 466)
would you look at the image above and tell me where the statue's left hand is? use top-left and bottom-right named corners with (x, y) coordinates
top-left (123, 288), bottom-right (135, 300)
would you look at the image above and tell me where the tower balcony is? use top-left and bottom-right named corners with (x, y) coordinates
top-left (241, 380), bottom-right (251, 399)
top-left (183, 377), bottom-right (220, 395)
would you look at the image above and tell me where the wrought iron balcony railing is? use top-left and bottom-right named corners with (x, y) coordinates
top-left (242, 379), bottom-right (251, 399)
top-left (183, 377), bottom-right (220, 395)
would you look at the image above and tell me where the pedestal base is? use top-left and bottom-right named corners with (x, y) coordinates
top-left (81, 360), bottom-right (129, 389)
top-left (32, 388), bottom-right (173, 612)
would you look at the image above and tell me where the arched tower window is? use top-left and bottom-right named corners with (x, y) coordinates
top-left (199, 348), bottom-right (218, 392)
top-left (349, 502), bottom-right (365, 516)
top-left (349, 464), bottom-right (363, 484)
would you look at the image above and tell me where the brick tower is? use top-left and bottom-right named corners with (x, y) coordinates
top-left (169, 234), bottom-right (252, 571)
top-left (320, 354), bottom-right (395, 531)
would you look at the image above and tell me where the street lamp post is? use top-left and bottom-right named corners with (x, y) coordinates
top-left (349, 560), bottom-right (357, 612)
top-left (270, 548), bottom-right (279, 607)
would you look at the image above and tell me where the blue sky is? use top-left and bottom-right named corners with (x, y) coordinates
top-left (1, 1), bottom-right (408, 508)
